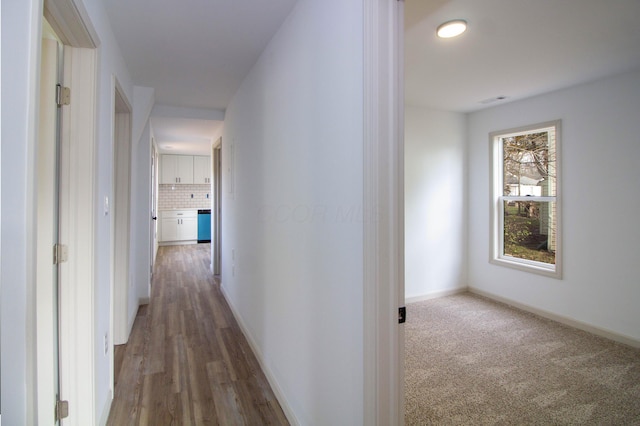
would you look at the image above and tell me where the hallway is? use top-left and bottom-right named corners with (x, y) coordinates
top-left (107, 244), bottom-right (288, 425)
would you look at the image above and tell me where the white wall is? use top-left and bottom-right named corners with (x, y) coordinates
top-left (1, 1), bottom-right (42, 423)
top-left (0, 0), bottom-right (149, 422)
top-left (467, 70), bottom-right (640, 342)
top-left (405, 107), bottom-right (467, 301)
top-left (78, 0), bottom-right (138, 420)
top-left (221, 0), bottom-right (364, 424)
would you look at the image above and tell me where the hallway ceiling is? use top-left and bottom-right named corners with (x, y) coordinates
top-left (104, 0), bottom-right (640, 115)
top-left (103, 0), bottom-right (298, 110)
top-left (151, 117), bottom-right (223, 155)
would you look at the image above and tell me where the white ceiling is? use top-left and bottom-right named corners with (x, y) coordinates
top-left (151, 116), bottom-right (223, 155)
top-left (104, 0), bottom-right (640, 150)
top-left (103, 0), bottom-right (299, 110)
top-left (405, 0), bottom-right (640, 112)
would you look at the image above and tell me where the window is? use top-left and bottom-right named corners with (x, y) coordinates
top-left (490, 120), bottom-right (561, 278)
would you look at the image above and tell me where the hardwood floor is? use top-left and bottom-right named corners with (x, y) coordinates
top-left (107, 244), bottom-right (289, 425)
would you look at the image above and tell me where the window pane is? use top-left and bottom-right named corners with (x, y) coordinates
top-left (502, 129), bottom-right (556, 197)
top-left (503, 200), bottom-right (556, 264)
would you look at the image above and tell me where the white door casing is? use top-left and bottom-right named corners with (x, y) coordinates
top-left (111, 81), bottom-right (133, 347)
top-left (44, 0), bottom-right (99, 423)
top-left (363, 0), bottom-right (405, 424)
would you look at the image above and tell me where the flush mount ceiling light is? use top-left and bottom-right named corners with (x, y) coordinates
top-left (437, 19), bottom-right (467, 38)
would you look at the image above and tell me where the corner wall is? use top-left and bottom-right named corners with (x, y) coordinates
top-left (467, 70), bottom-right (640, 342)
top-left (221, 0), bottom-right (364, 423)
top-left (405, 106), bottom-right (467, 301)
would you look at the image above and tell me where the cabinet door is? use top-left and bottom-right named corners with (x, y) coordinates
top-left (193, 156), bottom-right (211, 184)
top-left (177, 156), bottom-right (194, 184)
top-left (179, 217), bottom-right (198, 240)
top-left (160, 155), bottom-right (178, 184)
top-left (161, 218), bottom-right (178, 241)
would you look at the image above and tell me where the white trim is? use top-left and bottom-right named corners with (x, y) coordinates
top-left (489, 120), bottom-right (562, 279)
top-left (111, 78), bottom-right (133, 346)
top-left (158, 240), bottom-right (198, 246)
top-left (405, 287), bottom-right (467, 304)
top-left (44, 0), bottom-right (99, 48)
top-left (26, 3), bottom-right (48, 423)
top-left (469, 288), bottom-right (640, 349)
top-left (363, 0), bottom-right (404, 424)
top-left (219, 284), bottom-right (300, 426)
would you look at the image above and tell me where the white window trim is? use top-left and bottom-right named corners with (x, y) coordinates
top-left (489, 120), bottom-right (562, 279)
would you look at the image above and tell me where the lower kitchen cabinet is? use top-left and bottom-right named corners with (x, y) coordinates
top-left (160, 210), bottom-right (198, 242)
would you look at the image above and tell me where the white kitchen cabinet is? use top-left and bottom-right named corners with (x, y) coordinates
top-left (193, 156), bottom-right (211, 184)
top-left (160, 155), bottom-right (194, 184)
top-left (160, 210), bottom-right (198, 242)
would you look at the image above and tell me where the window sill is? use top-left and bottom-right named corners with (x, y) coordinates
top-left (490, 256), bottom-right (561, 279)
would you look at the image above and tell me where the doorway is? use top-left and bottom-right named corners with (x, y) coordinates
top-left (38, 0), bottom-right (99, 422)
top-left (151, 141), bottom-right (159, 274)
top-left (111, 82), bottom-right (133, 350)
top-left (212, 138), bottom-right (222, 275)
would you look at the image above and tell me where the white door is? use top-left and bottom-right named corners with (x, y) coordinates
top-left (37, 26), bottom-right (64, 425)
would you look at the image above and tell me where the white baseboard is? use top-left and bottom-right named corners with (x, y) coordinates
top-left (219, 283), bottom-right (300, 426)
top-left (138, 297), bottom-right (150, 306)
top-left (405, 287), bottom-right (467, 304)
top-left (158, 240), bottom-right (198, 246)
top-left (469, 287), bottom-right (640, 349)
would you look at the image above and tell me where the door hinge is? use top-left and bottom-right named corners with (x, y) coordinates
top-left (398, 306), bottom-right (406, 324)
top-left (56, 399), bottom-right (69, 421)
top-left (56, 84), bottom-right (71, 107)
top-left (54, 243), bottom-right (69, 264)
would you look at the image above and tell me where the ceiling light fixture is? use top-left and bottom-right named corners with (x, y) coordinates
top-left (437, 19), bottom-right (467, 38)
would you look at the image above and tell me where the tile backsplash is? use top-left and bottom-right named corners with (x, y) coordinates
top-left (159, 184), bottom-right (212, 210)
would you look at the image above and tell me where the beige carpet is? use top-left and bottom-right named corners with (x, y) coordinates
top-left (405, 292), bottom-right (640, 425)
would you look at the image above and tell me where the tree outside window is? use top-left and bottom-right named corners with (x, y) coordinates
top-left (490, 121), bottom-right (561, 278)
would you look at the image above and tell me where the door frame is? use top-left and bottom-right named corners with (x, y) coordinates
top-left (212, 138), bottom-right (222, 275)
top-left (151, 140), bottom-right (159, 273)
top-left (111, 79), bottom-right (133, 347)
top-left (363, 0), bottom-right (405, 424)
top-left (42, 0), bottom-right (99, 423)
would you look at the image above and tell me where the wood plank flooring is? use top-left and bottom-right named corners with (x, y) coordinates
top-left (107, 244), bottom-right (289, 425)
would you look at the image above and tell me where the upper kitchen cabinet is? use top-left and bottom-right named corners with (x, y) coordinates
top-left (161, 155), bottom-right (194, 184)
top-left (193, 156), bottom-right (212, 184)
